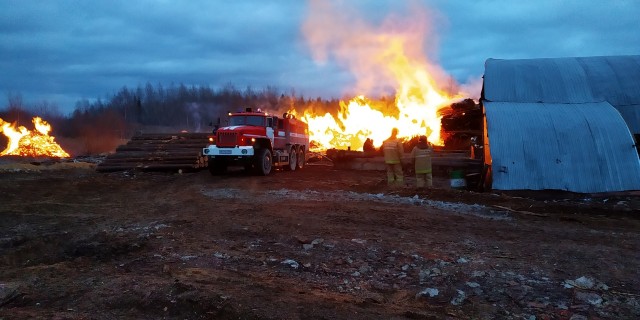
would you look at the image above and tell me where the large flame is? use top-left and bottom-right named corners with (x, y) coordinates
top-left (298, 0), bottom-right (462, 151)
top-left (0, 117), bottom-right (70, 157)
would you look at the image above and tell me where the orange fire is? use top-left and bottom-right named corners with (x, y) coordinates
top-left (297, 82), bottom-right (458, 151)
top-left (298, 0), bottom-right (462, 151)
top-left (0, 117), bottom-right (70, 158)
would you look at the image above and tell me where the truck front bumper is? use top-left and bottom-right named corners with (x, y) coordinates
top-left (203, 145), bottom-right (255, 157)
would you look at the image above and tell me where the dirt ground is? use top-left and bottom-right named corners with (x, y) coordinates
top-left (1, 160), bottom-right (639, 319)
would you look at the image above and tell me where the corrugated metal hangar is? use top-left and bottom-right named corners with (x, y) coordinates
top-left (481, 56), bottom-right (640, 193)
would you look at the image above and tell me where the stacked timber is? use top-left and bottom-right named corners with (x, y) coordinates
top-left (326, 148), bottom-right (483, 173)
top-left (96, 132), bottom-right (211, 172)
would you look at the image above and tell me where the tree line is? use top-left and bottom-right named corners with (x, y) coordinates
top-left (0, 83), bottom-right (339, 138)
top-left (1, 84), bottom-right (472, 154)
top-left (0, 83), bottom-right (347, 154)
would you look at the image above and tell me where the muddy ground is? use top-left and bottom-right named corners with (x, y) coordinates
top-left (1, 161), bottom-right (639, 319)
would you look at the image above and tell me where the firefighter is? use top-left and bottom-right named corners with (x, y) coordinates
top-left (382, 128), bottom-right (404, 187)
top-left (411, 135), bottom-right (433, 188)
top-left (363, 137), bottom-right (375, 153)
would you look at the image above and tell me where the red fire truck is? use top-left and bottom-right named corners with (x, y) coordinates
top-left (203, 108), bottom-right (309, 176)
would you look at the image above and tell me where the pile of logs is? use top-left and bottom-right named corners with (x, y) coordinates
top-left (326, 148), bottom-right (483, 174)
top-left (96, 132), bottom-right (212, 172)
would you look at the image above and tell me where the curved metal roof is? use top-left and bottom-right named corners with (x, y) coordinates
top-left (483, 55), bottom-right (640, 134)
top-left (484, 55), bottom-right (640, 105)
top-left (485, 101), bottom-right (640, 192)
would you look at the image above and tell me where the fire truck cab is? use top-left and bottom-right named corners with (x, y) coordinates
top-left (202, 108), bottom-right (309, 176)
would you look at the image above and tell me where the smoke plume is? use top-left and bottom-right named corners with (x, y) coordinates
top-left (302, 0), bottom-right (454, 98)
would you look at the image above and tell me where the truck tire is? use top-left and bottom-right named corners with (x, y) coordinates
top-left (208, 157), bottom-right (227, 175)
top-left (296, 148), bottom-right (305, 170)
top-left (286, 147), bottom-right (297, 171)
top-left (255, 149), bottom-right (272, 176)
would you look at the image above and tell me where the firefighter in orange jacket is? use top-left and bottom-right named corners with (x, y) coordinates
top-left (382, 128), bottom-right (404, 186)
top-left (411, 135), bottom-right (433, 188)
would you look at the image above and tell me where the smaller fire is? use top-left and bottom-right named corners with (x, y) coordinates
top-left (0, 117), bottom-right (70, 158)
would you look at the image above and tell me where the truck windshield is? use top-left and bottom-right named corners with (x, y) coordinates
top-left (229, 116), bottom-right (265, 126)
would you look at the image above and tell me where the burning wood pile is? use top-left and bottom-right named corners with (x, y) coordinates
top-left (96, 133), bottom-right (210, 172)
top-left (439, 98), bottom-right (483, 151)
top-left (0, 116), bottom-right (69, 158)
top-left (291, 2), bottom-right (482, 155)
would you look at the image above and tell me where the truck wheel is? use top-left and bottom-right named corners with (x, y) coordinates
top-left (255, 149), bottom-right (272, 176)
top-left (296, 148), bottom-right (305, 170)
top-left (286, 147), bottom-right (297, 171)
top-left (208, 157), bottom-right (227, 175)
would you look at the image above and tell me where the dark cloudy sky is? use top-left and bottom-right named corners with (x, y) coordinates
top-left (2, 0), bottom-right (639, 114)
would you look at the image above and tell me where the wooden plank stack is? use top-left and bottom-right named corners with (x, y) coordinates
top-left (96, 132), bottom-right (212, 172)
